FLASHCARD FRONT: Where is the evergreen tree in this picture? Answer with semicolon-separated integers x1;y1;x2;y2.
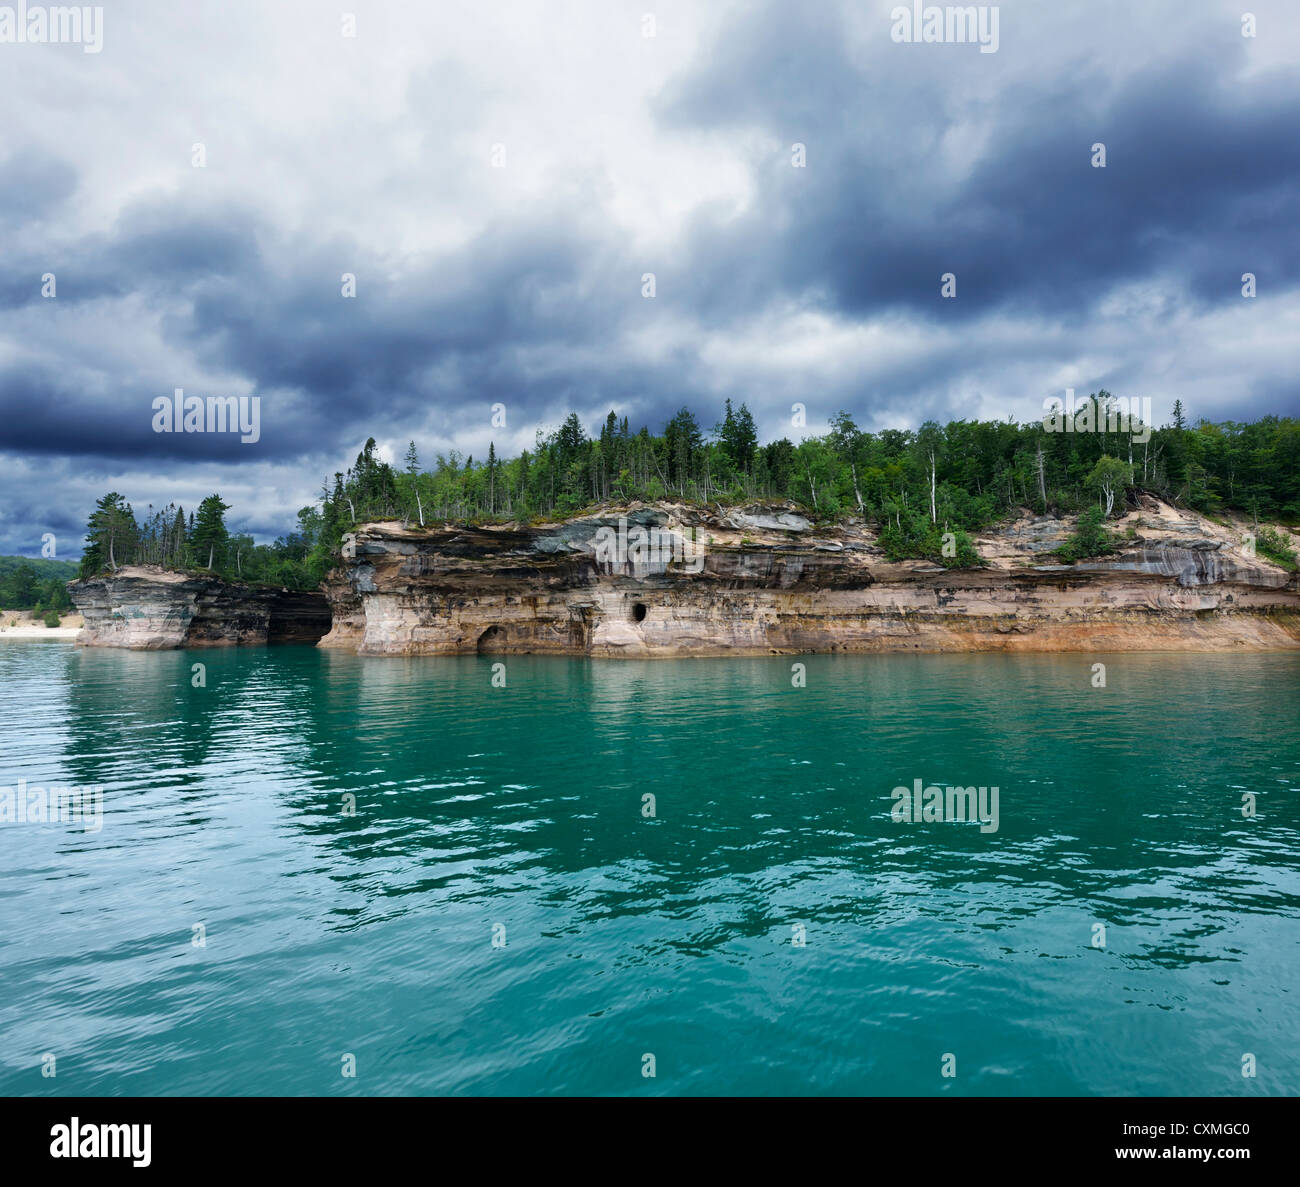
171;506;187;568
6;563;37;606
80;492;136;576
192;494;231;571
718;399;759;473
663;407;703;493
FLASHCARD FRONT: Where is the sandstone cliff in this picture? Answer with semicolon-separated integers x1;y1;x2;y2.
318;500;1300;656
70;568;331;649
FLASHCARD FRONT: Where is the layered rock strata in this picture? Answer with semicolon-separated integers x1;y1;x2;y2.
70;568;331;649
318;502;1300;656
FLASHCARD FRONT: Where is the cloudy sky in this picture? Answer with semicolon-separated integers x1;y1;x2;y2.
1;0;1297;555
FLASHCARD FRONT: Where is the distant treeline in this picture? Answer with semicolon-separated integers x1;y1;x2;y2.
77;395;1299;585
0;555;77;611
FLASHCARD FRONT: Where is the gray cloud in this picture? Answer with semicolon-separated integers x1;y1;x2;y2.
1;0;1297;554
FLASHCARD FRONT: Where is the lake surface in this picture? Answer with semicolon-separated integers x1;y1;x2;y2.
1;643;1297;1096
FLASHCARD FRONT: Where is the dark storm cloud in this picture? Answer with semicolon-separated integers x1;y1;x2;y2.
657;2;1300;325
1;196;638;465
1;0;1297;557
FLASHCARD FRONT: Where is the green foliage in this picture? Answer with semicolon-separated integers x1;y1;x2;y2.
297;399;1295;576
0;561;73;611
75;491;319;591
941;528;984;568
717;399;758;472
1254;525;1298;572
1056;506;1118;563
0;555;77;582
74;398;1300;590
877;508;984;567
1085;454;1133;517
43;609;61;628
80;492;138;577
191;494;231;570
1;562;37;608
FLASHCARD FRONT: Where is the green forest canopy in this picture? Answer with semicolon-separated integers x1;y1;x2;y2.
76;491;318;590
0;555;78;612
78;395;1300;587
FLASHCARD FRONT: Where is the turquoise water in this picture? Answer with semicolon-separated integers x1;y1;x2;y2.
1;642;1297;1096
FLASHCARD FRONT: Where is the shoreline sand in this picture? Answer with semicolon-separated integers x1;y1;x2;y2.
0;626;81;640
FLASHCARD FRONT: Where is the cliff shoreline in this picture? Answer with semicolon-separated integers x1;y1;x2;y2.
66;502;1300;654
69;568;330;649
318;499;1300;657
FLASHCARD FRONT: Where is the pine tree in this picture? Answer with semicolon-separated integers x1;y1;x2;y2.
663;408;702;493
171;506;187;568
719;400;759;472
80;492;136;577
192;494;231;571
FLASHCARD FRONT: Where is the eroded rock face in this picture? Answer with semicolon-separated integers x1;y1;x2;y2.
1074;544;1279;588
319;502;1300;656
70;568;330;649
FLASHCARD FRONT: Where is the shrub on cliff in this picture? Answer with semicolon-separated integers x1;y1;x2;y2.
1055;507;1118;563
1254;525;1298;571
945;529;984;567
879;510;984;568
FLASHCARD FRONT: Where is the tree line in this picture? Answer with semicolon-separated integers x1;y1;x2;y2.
77;395;1299;585
78;492;318;589
306;396;1299;571
0;556;76;615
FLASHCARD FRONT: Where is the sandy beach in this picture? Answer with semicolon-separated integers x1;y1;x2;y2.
0;612;83;640
0;626;81;639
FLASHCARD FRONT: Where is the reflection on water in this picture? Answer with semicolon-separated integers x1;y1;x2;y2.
1;643;1297;1095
